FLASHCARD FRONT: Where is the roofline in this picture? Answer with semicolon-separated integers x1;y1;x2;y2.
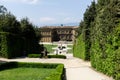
39;26;78;29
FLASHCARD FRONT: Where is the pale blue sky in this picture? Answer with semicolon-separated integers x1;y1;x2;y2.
0;0;96;27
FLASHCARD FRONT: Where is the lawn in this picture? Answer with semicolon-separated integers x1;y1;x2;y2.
0;62;64;80
44;44;73;53
67;45;73;53
0;67;55;80
44;44;57;53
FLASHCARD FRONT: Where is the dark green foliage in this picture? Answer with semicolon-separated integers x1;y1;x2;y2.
112;24;120;80
77;21;84;36
0;5;7;14
47;55;66;59
0;62;60;70
0;11;24;58
28;53;66;59
0;8;42;58
73;1;96;60
74;0;120;80
90;0;120;80
28;54;42;58
0;13;21;34
0;32;8;58
20;18;35;54
0;62;64;80
0;32;24;58
52;29;60;41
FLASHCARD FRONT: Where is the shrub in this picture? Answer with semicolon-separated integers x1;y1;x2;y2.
0;62;60;70
91;24;120;80
45;64;64;80
28;54;41;58
73;34;87;60
0;62;64;80
28;53;66;59
0;32;24;59
44;44;57;53
47;55;66;59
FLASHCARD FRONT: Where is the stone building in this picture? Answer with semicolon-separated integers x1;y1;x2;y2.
40;26;78;42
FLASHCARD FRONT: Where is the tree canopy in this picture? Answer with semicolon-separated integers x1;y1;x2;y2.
0;5;42;58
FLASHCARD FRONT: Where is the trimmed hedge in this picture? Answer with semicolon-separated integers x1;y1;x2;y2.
47;55;66;59
28;54;42;58
28;54;66;59
45;64;64;80
0;62;58;70
0;62;64;80
73;34;86;60
0;32;42;59
0;32;24;59
90;24;120;80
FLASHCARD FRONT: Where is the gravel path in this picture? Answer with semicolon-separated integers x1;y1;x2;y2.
0;54;113;80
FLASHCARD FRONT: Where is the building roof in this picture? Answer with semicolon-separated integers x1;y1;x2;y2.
39;26;78;29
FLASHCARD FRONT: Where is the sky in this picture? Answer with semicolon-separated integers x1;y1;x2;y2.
0;0;96;27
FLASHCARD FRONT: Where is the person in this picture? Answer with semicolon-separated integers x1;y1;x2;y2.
42;47;48;58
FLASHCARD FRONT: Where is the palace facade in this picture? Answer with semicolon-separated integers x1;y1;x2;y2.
39;26;78;42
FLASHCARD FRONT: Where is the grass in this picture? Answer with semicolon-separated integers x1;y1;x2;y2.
67;45;73;53
44;44;57;53
44;44;73;53
0;62;64;80
0;68;56;80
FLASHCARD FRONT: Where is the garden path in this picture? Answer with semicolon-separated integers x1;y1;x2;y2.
0;54;113;80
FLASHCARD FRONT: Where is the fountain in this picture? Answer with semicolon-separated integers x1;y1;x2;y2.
52;41;72;55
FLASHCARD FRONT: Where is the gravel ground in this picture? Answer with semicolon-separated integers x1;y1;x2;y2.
0;54;113;80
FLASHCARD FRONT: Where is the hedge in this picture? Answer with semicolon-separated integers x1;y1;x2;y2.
0;32;42;59
90;24;120;80
28;54;42;58
45;64;64;80
47;55;66;59
0;62;64;80
28;54;66;59
0;32;24;58
73;34;86;60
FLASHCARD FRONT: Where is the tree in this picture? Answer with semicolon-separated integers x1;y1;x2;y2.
21;18;36;39
34;27;41;43
20;18;42;55
0;12;21;34
0;5;7;14
77;20;84;36
52;29;60;41
83;1;96;60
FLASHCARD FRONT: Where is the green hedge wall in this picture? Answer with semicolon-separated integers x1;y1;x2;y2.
73;0;120;80
73;34;87;60
111;25;120;80
0;32;24;58
45;64;64;80
0;32;42;59
47;55;66;59
28;54;66;59
0;62;58;70
91;24;120;80
0;32;9;58
28;54;42;58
